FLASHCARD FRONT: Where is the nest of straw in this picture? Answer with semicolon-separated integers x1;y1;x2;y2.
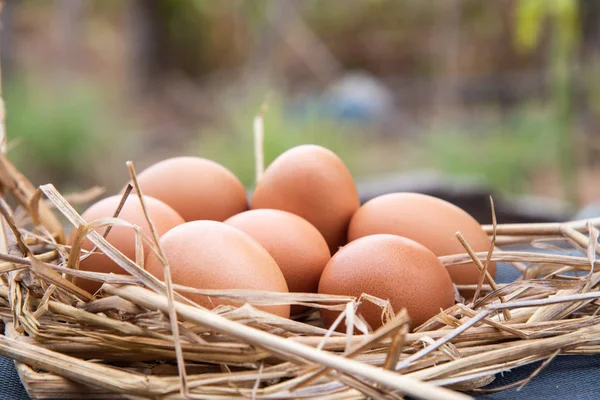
0;154;600;400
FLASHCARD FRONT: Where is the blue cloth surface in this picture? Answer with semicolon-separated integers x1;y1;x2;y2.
3;354;599;400
477;353;600;399
1;263;598;399
475;260;600;398
0;356;29;400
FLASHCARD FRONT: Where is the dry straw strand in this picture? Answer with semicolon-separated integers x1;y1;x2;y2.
0;42;599;396
2;176;600;399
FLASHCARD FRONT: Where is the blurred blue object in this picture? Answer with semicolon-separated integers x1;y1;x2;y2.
574;202;600;220
288;70;395;124
323;71;394;122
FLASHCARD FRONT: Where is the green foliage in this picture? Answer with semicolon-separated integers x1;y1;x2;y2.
418;107;561;195
193;94;367;188
514;0;579;53
5;79;114;188
514;0;580;203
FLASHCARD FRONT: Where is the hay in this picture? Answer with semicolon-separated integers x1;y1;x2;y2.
0;30;599;396
0;156;598;400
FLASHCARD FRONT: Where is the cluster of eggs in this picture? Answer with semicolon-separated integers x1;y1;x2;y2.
72;145;495;330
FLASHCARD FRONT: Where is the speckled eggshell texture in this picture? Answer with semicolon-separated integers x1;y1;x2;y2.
225;209;330;313
318;234;455;330
251;145;360;254
135;157;248;222
71;195;185;294
348;193;495;297
145;220;290;318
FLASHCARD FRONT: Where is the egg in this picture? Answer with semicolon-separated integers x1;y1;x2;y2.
145;220;290;318
318;234;455;330
348;193;495;297
134;156;247;222
224;209;330;313
71;195;185;294
251;145;360;254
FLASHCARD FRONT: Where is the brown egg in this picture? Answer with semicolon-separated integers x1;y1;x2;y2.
319;234;454;330
348;193;495;298
134;157;247;222
224;209;330;314
251;145;360;254
145;220;290;318
71;195;185;294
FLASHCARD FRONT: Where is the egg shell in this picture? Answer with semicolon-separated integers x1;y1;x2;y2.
251;145;360;254
224;209;330;314
318;234;455;331
145;220;290;318
71;195;185;294
347;192;495;298
135;156;248;222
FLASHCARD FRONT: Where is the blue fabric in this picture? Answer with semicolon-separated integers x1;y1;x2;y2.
1;263;598;399
0;356;29;400
2;356;599;400
477;354;600;399
4;354;599;399
495;261;522;284
476;261;600;398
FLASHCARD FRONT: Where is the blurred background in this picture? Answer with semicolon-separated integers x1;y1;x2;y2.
1;0;599;221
